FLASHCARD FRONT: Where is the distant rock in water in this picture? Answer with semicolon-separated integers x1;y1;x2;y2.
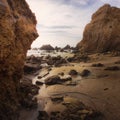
63;45;71;50
77;4;120;53
0;0;38;120
40;44;54;50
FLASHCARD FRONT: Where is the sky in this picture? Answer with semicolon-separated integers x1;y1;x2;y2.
26;0;120;48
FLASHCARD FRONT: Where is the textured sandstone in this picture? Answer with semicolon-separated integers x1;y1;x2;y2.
0;0;38;119
77;4;120;52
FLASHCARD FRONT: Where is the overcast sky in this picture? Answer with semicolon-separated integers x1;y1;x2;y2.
26;0;120;48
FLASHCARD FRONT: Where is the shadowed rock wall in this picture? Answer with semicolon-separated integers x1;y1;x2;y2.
0;0;38;119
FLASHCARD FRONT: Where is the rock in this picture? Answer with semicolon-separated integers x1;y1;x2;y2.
85;111;103;120
40;44;54;50
36;81;43;85
67;53;90;63
20;97;38;109
77;4;120;53
104;88;109;91
44;75;62;85
19;82;39;96
61;76;72;82
67;57;74;62
115;60;120;64
19;82;39;109
51;96;64;102
0;0;38;119
104;66;120;71
38;76;42;79
63;45;71;50
69;69;78;76
51;111;60;116
24;64;41;74
46;55;67;66
81;69;91;77
26;56;42;64
37;111;49;120
57;101;103;120
91;63;104;67
58;72;64;76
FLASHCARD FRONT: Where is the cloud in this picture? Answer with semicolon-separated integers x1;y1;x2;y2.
26;0;120;47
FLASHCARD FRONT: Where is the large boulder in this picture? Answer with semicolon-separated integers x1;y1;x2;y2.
77;4;120;53
44;75;61;85
0;0;38;119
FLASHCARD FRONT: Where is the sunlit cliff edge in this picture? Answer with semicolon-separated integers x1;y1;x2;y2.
77;4;120;53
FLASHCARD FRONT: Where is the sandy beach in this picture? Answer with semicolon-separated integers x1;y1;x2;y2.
19;51;120;120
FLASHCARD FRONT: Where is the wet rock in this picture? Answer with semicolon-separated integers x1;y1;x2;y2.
58;101;103;120
69;69;78;76
42;72;49;77
104;88;109;91
67;57;74;62
51;96;64;103
38;76;42;79
115;60;120;64
44;75;61;85
85;111;103;120
58;72;64;76
46;56;67;66
104;66;120;71
54;58;67;67
24;63;41;74
20;97;38;109
36;81;43;86
37;111;49;120
81;69;91;77
51;111;60;116
61;76;72;82
26;56;42;64
91;63;104;67
20;82;39;96
67;53;90;63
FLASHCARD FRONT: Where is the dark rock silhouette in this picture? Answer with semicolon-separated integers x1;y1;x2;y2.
40;44;54;50
63;45;71;50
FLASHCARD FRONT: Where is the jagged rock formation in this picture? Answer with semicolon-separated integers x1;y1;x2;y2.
0;0;38;120
40;44;54;50
77;4;120;53
63;44;71;50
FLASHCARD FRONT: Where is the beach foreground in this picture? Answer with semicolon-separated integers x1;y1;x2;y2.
19;50;120;120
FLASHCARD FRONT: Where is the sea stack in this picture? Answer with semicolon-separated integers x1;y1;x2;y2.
0;0;38;119
77;4;120;53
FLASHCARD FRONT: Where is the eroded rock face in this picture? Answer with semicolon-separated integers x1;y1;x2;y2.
77;4;120;53
0;0;38;119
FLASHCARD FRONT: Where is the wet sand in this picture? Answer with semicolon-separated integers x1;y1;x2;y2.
19;53;120;120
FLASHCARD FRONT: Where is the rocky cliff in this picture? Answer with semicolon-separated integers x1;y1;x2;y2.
77;4;120;53
0;0;38;119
